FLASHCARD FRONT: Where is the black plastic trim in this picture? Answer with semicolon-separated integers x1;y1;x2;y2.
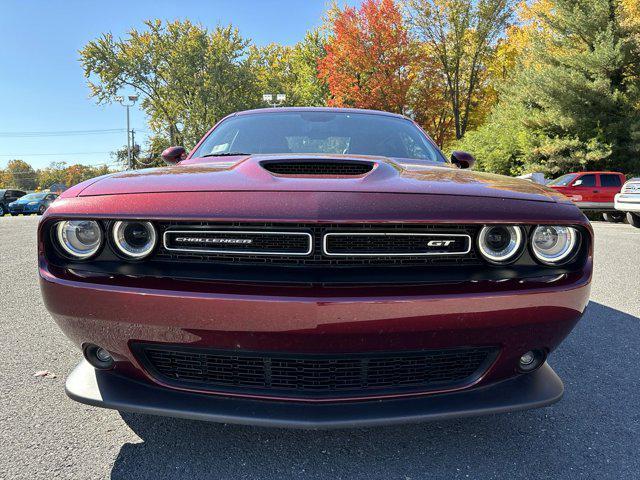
65;360;564;429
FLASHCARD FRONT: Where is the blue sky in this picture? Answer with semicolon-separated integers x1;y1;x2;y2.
0;0;357;170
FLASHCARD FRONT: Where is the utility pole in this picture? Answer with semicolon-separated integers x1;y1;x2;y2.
130;129;136;170
116;94;139;169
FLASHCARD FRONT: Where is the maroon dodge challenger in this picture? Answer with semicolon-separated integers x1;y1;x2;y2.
39;107;592;428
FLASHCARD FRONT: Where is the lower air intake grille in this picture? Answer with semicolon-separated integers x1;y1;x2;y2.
137;345;497;399
262;161;373;176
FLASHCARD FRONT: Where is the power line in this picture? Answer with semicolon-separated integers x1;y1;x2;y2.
0;151;112;157
0;128;126;138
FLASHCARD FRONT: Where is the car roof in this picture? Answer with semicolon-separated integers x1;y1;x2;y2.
565;171;625;175
231;106;409;119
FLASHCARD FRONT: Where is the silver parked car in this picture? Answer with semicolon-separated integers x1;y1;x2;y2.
615;178;640;228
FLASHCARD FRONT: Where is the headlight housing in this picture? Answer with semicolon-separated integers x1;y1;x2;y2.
112;221;157;259
56;220;103;259
477;225;524;264
531;226;578;265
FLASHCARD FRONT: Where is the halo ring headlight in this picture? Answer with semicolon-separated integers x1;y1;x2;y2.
112;221;157;259
56;220;103;259
478;225;524;264
531;226;578;265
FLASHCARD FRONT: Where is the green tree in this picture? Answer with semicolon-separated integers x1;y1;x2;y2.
37;161;69;189
250;30;328;107
514;0;640;175
3;160;37;190
80;20;261;148
111;144;142;169
463;0;640;176
453;101;537;175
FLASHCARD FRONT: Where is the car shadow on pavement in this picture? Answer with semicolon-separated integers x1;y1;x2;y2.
111;301;639;480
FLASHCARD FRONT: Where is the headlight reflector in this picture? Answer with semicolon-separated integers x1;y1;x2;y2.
112;221;157;259
531;226;578;264
56;220;102;259
478;225;523;264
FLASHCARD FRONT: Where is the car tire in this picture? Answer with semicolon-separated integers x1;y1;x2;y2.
627;212;640;228
602;212;625;223
11;213;18;216
38;205;46;215
0;205;4;216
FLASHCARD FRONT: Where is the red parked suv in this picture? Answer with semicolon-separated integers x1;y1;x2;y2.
547;171;626;222
39;108;592;428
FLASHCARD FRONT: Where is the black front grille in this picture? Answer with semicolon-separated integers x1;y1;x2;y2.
154;222;482;267
137;345;497;399
164;230;311;255
262;161;373;176
325;233;470;255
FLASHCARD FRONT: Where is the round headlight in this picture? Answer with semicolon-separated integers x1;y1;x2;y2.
112;221;157;259
478;225;523;264
56;220;103;259
531;226;578;264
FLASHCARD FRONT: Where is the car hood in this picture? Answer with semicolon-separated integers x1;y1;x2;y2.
12;198;39;204
76;154;567;203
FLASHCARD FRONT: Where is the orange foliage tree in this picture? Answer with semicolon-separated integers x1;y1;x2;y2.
318;0;415;113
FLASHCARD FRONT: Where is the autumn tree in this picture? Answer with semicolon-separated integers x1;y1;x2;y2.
408;44;455;147
80;20;261;148
319;0;415;113
2;160;37;190
408;0;516;139
35;162;113;189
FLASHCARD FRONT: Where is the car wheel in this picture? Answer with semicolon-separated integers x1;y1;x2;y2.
0;205;4;216
627;212;640;228
11;213;18;216
602;212;625;223
38;205;46;215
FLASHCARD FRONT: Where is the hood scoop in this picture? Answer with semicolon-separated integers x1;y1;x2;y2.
260;159;374;176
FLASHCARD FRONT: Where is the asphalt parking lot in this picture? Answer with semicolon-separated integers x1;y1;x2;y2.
1;215;639;480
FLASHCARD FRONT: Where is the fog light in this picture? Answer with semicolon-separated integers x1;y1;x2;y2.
84;344;114;370
95;348;112;363
518;349;545;373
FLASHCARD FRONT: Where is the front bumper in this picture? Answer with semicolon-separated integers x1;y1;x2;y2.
615;193;640;212
67;359;563;428
42;262;589;406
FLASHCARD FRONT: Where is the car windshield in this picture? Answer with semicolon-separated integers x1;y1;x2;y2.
548;174;578;186
192;111;444;162
21;193;46;200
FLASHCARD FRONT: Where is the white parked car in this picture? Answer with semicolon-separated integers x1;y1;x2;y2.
615;178;640;228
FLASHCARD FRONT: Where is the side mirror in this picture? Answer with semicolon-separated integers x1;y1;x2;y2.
161;146;187;165
573;179;583;186
451;150;475;169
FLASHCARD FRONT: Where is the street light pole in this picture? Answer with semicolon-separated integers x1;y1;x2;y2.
262;93;286;108
116;94;139;169
126;104;131;166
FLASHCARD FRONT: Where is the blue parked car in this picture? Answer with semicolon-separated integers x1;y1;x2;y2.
8;192;58;215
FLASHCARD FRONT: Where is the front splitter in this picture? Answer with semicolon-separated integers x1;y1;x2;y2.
66;360;563;429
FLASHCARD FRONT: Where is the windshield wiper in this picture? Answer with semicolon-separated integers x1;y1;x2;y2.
201;152;251;158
